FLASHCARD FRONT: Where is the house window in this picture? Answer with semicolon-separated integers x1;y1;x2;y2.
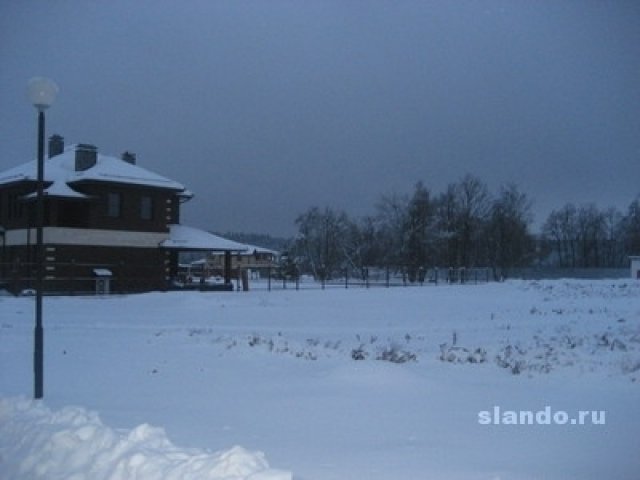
140;196;153;220
107;192;121;217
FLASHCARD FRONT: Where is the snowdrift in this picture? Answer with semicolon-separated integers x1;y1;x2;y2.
0;397;291;480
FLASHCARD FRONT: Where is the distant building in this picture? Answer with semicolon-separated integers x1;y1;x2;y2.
0;135;245;293
205;245;279;276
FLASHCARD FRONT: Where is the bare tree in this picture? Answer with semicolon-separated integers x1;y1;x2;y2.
543;203;627;268
622;196;640;255
374;192;410;267
601;207;625;267
290;178;639;278
294;207;352;280
487;184;534;277
405;182;435;281
433;184;459;267
543;204;578;267
439;175;492;267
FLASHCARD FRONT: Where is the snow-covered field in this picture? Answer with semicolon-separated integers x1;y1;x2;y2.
1;279;639;479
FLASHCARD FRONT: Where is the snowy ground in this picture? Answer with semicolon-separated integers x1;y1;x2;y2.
1;279;639;479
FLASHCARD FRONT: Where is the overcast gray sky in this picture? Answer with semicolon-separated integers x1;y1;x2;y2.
1;0;639;236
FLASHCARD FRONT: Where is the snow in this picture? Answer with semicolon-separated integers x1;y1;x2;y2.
22;180;90;199
162;225;277;253
162;224;249;251
93;269;113;277
0;397;290;480
0;145;186;194
1;279;639;479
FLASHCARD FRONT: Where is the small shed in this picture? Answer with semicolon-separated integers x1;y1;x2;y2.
630;256;640;280
93;268;112;294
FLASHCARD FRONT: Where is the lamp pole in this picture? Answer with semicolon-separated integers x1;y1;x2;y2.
0;226;5;279
27;77;58;399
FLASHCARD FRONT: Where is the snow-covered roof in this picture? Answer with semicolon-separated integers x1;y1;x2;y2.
0;145;187;197
209;242;279;256
22;181;91;200
246;244;279;255
161;224;248;251
93;268;113;277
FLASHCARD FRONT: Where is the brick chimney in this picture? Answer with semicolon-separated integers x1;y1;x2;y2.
48;134;64;158
121;151;136;165
75;144;97;171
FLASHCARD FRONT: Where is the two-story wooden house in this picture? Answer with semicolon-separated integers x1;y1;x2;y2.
0;135;243;293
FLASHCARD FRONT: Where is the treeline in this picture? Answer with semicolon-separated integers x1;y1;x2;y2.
542;200;640;268
284;174;640;280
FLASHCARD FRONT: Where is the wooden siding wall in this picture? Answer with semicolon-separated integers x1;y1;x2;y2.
0;183;180;232
2;244;170;294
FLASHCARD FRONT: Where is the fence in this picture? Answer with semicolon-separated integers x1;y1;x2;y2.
0;262;496;295
237;265;632;291
4;260;630;296
243;266;493;292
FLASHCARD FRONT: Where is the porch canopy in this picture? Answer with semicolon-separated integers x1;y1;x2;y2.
161;224;248;252
161;224;247;288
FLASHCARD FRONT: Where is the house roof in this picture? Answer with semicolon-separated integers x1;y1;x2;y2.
0;144;188;197
209;242;279;256
244;244;279;256
22;181;91;200
161;224;248;251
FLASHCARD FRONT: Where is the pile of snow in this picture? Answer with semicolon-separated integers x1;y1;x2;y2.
0;397;291;480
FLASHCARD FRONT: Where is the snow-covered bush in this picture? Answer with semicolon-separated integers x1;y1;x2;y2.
439;343;487;364
376;344;417;363
351;345;368;361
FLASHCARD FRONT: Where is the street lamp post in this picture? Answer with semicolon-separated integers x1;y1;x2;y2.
0;226;5;279
27;77;58;399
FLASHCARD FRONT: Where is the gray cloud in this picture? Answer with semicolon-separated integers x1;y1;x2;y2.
1;0;639;235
